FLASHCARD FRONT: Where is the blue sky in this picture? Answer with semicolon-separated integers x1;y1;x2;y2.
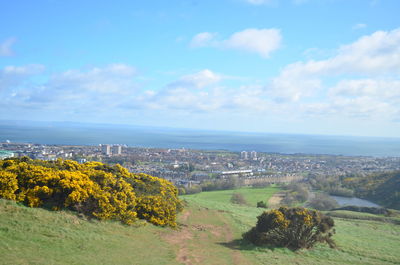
1;0;400;137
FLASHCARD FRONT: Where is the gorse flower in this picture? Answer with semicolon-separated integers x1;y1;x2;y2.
0;158;182;226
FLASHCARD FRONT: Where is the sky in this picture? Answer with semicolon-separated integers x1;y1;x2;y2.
0;0;400;137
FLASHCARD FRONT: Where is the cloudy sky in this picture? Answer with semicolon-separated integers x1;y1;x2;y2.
1;0;399;137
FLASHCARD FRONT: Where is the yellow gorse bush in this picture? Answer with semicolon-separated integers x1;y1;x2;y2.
0;157;182;226
244;206;336;250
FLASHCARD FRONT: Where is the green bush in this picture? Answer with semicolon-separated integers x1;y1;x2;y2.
256;201;267;208
243;207;336;250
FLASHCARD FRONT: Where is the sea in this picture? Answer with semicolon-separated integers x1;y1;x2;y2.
1;121;399;157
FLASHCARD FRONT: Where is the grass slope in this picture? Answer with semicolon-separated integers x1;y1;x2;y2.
1;186;400;265
0;199;177;265
181;187;400;265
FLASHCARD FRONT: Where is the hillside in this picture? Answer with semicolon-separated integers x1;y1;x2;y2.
343;171;400;209
1;186;400;264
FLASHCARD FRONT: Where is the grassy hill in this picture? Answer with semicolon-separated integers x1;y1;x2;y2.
1;186;400;264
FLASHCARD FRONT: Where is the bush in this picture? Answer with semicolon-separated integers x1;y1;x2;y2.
308;193;339;211
243;207;335;250
257;201;267;208
230;193;247;205
0;158;182;227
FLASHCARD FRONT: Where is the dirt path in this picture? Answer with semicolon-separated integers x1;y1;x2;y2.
268;192;285;208
162;207;252;265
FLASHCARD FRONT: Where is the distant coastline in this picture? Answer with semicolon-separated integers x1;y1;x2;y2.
0;121;399;157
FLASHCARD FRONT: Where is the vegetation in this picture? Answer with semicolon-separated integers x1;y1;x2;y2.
332;206;391;215
256;201;267;208
309;174;355;197
243;207;336;250
0;199;177;265
308;171;400;210
181;188;400;264
342;171;400;210
0;158;182;226
307;193;339;211
281;183;309;206
179;176;243;195
251;182;271;189
230;192;248;205
1;185;400;264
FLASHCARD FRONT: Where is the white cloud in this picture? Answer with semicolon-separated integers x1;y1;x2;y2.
190;32;217;48
50;64;137;94
1;64;45;76
353;23;367;30
190;28;282;58
176;69;222;89
0;64;45;92
329;79;400;100
0;64;138;114
2;27;400;135
269;28;400;102
0;37;16;56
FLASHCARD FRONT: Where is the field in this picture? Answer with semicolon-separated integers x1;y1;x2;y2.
1;186;400;264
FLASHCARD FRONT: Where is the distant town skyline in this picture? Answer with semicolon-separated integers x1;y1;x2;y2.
1;0;400;137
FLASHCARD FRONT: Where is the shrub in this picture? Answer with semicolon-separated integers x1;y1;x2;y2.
243;207;335;250
257;201;267;208
308;193;339;211
230;193;247;205
0;158;182;226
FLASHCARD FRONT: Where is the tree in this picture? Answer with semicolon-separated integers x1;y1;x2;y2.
230;193;247;205
308;193;338;210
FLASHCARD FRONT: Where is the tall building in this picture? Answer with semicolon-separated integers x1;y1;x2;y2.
240;151;248;160
250;151;257;160
112;145;122;155
101;144;111;155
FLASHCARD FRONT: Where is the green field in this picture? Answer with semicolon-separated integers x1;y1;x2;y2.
1;186;400;264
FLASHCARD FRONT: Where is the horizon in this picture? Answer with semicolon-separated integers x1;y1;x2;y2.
1;119;400;157
1;0;400;137
1;118;400;140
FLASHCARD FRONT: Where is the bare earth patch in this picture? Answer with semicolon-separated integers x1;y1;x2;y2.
268;192;285;208
162;207;252;265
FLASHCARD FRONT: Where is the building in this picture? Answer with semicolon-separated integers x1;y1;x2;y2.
112;145;122;155
101;144;111;155
250;151;257;160
240;151;248;160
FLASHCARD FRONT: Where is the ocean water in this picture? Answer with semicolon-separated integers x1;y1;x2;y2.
0;121;399;157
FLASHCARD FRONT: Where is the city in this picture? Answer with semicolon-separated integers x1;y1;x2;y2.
2;141;399;187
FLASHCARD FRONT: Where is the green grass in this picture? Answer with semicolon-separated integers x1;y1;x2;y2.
182;185;280;208
0;199;177;265
182;187;400;265
1;185;400;265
